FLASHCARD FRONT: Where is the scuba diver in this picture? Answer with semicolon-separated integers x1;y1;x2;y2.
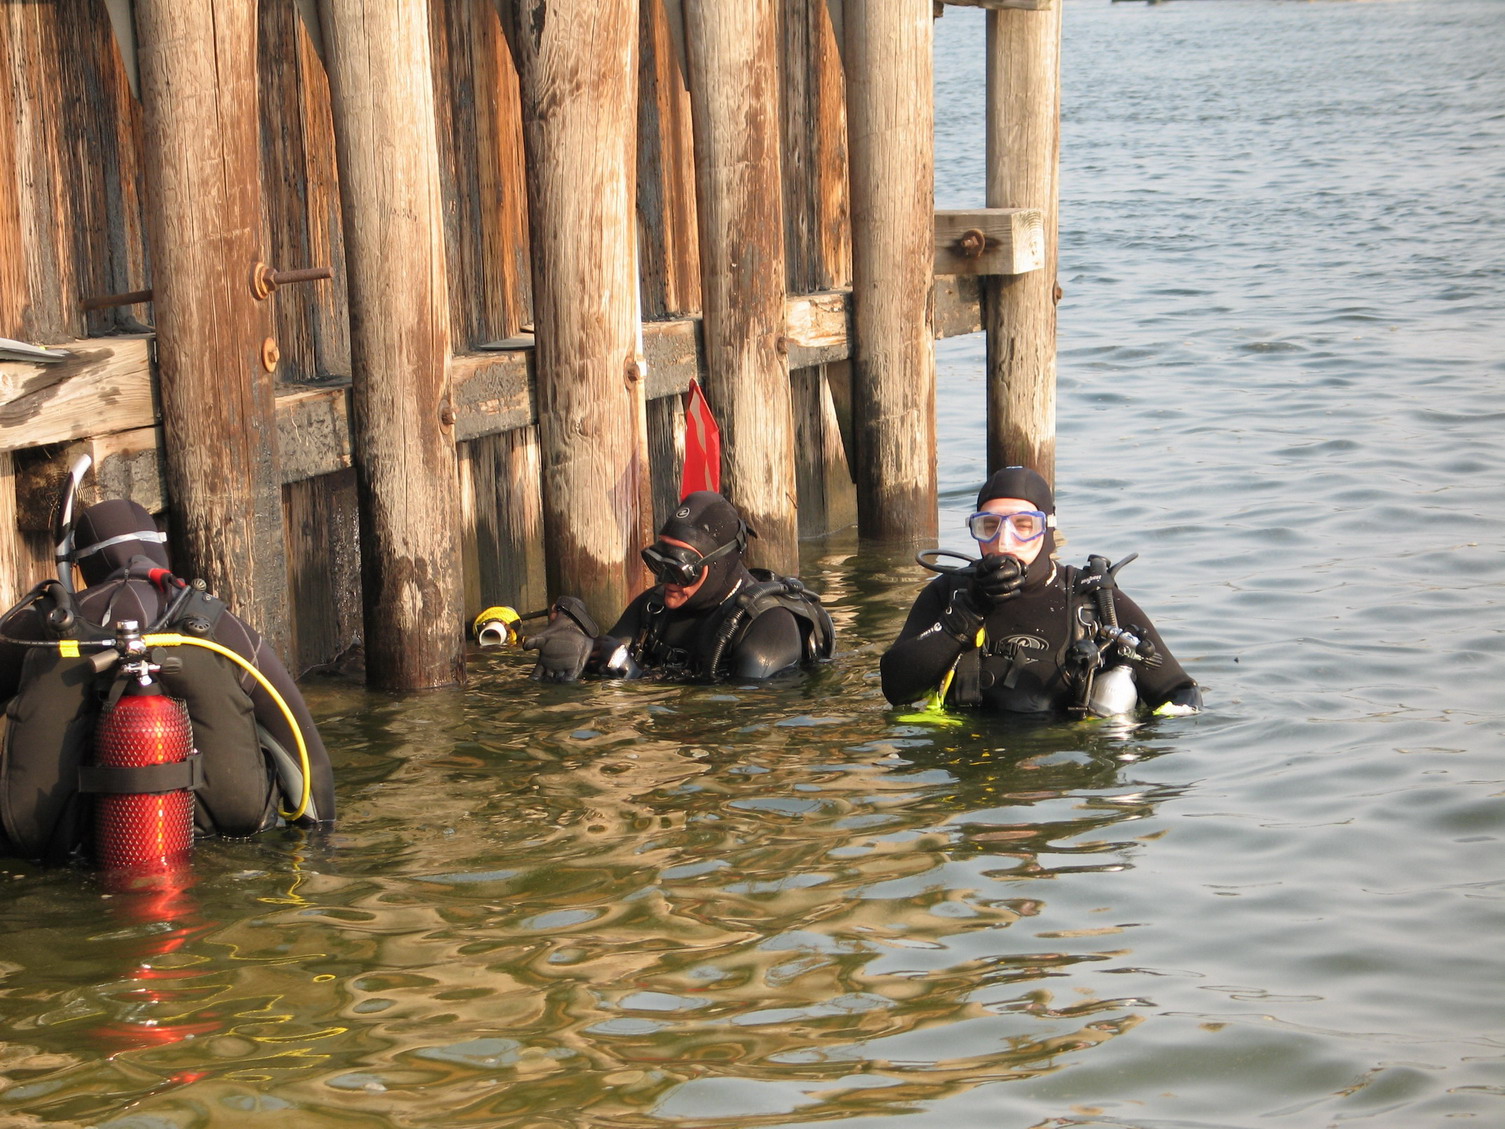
0;497;336;864
881;466;1202;718
519;490;833;683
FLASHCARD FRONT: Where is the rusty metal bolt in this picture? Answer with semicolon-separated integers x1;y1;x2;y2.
260;337;280;373
251;262;333;301
958;228;987;259
438;399;456;427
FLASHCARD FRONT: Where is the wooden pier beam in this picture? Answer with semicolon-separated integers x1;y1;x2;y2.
320;0;465;690
683;0;799;574
984;0;1061;482
844;0;938;541
134;1;289;652
515;0;648;627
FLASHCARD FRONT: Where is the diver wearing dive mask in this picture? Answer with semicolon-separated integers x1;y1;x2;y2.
521;491;833;683
880;466;1201;718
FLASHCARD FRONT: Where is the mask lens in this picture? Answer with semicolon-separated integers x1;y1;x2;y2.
967;512;1004;542
641;543;704;586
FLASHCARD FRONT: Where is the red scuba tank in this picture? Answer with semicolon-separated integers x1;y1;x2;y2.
93;684;195;873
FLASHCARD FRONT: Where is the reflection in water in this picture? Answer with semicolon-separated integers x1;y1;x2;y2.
0;652;1186;1125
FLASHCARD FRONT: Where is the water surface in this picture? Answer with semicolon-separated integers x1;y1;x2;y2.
4;1;1503;1126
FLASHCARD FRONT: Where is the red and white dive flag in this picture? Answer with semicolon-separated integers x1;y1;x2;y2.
680;378;721;498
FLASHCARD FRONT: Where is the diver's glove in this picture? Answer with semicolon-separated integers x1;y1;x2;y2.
1153;682;1203;717
938;588;986;645
967;554;1026;610
523;597;599;683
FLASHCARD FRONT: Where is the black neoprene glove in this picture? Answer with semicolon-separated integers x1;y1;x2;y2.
523;597;599;683
938;588;986;644
967;554;1026;610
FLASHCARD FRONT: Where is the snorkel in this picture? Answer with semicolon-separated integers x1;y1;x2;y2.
54;454;93;594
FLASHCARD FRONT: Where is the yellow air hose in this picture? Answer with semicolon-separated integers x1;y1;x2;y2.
66;633;314;822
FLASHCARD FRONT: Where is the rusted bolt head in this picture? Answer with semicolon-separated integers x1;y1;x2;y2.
624;353;643;384
959;228;987;259
250;262;276;301
438;399;456;427
260;337;280;372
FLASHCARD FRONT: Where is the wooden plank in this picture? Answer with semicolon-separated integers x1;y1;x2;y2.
785;290;850;370
642;318;702;400
458;428;547;623
844;0;938;541
781;0;851;294
792;363;856;538
0;337;154;452
934;207;1044;275
449;350;532;439
934;274;985;338
283;467;362;676
11;428;165;533
276;382;351;483
322;0;466;689
637;0;701;319
684;0;799;574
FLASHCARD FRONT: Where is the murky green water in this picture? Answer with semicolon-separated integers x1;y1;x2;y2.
5;1;1504;1125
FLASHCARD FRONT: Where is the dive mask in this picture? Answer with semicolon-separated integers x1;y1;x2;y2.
967;509;1052;544
641;538;738;587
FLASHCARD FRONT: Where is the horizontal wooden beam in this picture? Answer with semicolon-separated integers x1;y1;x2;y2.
935;208;1043;275
0;275;989;492
0;336;155;453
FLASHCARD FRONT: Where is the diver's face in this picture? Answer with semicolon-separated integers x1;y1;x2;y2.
974;497;1048;568
657;537;708;609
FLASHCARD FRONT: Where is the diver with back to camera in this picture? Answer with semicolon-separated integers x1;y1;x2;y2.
881;466;1201;718
516;491;833;684
0;483;336;864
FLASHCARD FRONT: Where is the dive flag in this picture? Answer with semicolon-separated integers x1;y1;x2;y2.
680;378;721;498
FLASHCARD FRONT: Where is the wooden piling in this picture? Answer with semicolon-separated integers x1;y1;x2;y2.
515;0;649;628
682;0;799;574
984;1;1061;482
319;0;465;690
843;0;938;542
134;0;289;652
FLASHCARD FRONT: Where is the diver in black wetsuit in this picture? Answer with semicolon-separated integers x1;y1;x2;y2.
523;491;833;683
881;467;1201;718
0;500;336;862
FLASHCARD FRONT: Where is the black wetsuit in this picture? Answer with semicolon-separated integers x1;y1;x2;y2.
0;526;335;861
881;561;1199;715
607;562;807;681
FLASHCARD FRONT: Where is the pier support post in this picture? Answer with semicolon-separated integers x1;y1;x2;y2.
984;1;1061;483
684;0;799;574
135;1;288;653
320;0;465;689
515;0;648;626
844;0;937;542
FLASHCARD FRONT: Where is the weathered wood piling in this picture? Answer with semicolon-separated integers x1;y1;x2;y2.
0;0;1062;691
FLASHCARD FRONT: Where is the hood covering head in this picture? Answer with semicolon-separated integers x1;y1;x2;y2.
73;500;169;585
975;466;1057;589
656;491;752;610
976;466;1054;514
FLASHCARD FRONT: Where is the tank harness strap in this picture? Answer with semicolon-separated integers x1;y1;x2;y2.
77;756;204;796
706;571;834;674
